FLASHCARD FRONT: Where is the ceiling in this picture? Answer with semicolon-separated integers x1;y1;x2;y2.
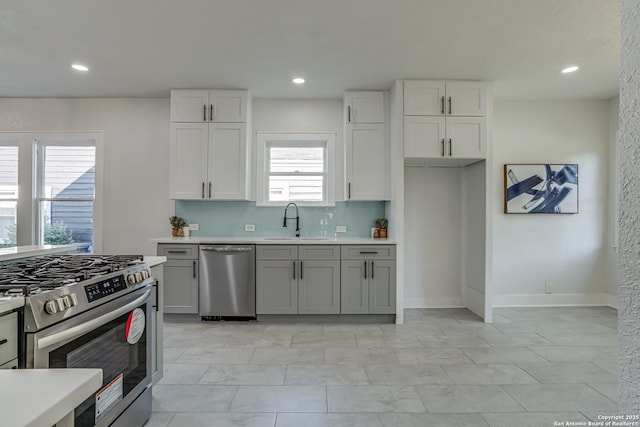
0;0;620;100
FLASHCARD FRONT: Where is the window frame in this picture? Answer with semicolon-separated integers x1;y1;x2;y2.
256;132;335;207
0;132;104;252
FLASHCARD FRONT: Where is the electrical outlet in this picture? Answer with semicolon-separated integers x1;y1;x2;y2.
245;224;256;232
545;282;552;294
335;225;347;233
188;223;199;231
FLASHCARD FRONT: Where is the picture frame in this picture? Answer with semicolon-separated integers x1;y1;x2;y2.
504;164;578;214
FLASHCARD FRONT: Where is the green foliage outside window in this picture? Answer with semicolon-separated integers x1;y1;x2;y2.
2;220;75;247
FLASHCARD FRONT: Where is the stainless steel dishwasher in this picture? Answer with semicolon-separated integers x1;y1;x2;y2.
199;245;256;320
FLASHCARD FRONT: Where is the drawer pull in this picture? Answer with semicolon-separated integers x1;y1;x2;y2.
0;339;7;346
359;251;378;254
167;250;188;254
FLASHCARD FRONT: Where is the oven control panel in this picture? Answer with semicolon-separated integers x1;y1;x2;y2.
85;275;128;303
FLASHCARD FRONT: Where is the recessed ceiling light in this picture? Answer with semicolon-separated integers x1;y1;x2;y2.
292;77;305;85
561;66;579;74
71;64;89;72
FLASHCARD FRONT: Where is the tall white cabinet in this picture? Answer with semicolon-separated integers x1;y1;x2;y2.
344;91;389;201
392;80;493;323
169;89;251;200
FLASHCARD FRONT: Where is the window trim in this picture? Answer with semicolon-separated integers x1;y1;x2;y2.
256;132;335;207
0;132;104;253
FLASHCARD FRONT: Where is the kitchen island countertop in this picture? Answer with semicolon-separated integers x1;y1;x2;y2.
0;244;77;263
0;368;102;427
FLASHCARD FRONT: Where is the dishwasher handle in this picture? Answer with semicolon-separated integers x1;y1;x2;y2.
201;246;253;252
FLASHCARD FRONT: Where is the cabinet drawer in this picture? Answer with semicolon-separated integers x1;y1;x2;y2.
341;245;396;260
256;245;298;260
299;245;340;260
0;312;18;366
157;244;199;259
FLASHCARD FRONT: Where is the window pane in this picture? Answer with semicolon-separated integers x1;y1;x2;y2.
40;201;93;253
43;146;95;198
269;146;324;173
0;201;17;248
0;146;18;247
269;175;324;202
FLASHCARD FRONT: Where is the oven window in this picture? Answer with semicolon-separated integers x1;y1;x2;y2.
49;306;148;426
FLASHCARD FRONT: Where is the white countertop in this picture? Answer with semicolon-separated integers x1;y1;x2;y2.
0;244;77;262
0;296;25;314
144;255;167;267
0;368;102;427
152;236;396;245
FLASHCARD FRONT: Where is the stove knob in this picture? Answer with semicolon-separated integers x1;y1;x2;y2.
141;270;150;279
127;274;136;285
56;298;66;312
62;295;74;309
134;272;142;282
69;293;78;306
44;300;58;315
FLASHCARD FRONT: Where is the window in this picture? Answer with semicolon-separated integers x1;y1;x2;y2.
257;133;335;206
0;142;18;248
0;132;103;252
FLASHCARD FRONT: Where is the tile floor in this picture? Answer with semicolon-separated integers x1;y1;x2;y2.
148;307;619;427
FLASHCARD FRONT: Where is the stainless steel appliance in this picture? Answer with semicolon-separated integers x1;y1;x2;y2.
199;245;255;319
0;255;154;427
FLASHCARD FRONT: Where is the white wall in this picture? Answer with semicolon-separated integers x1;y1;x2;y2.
492;100;610;306
606;97;620;306
0;98;173;255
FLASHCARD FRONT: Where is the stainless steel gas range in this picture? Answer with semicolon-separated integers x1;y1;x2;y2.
0;255;154;427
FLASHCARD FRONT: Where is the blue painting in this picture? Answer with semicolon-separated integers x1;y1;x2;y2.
504;164;578;214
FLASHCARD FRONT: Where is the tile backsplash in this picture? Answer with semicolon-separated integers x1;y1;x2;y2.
175;201;385;238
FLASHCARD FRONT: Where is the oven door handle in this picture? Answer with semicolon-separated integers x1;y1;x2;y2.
37;289;151;350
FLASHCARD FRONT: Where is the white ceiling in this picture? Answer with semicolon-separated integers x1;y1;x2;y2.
0;0;620;100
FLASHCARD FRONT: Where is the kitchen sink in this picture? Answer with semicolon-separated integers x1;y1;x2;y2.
263;237;297;240
262;236;330;241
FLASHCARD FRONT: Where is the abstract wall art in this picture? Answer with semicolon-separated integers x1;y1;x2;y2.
504;164;578;214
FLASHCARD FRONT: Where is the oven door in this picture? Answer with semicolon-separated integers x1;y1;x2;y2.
29;286;152;427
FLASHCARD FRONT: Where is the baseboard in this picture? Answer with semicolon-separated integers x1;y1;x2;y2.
493;293;615;307
404;296;463;308
604;293;618;309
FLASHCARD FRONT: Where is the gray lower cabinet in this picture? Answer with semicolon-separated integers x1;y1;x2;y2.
150;264;164;385
157;244;199;314
0;311;18;369
341;245;396;314
256;245;340;314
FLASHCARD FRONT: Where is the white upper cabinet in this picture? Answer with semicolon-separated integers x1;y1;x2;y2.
170;89;248;123
404;116;486;160
344;91;385;123
169;89;251;200
404;81;486;117
344;91;389;201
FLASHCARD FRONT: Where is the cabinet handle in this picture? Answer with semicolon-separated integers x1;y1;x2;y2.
202;182;205;198
153;280;159;312
167;250;187;254
364;261;367;279
371;261;375;279
209;182;212;198
210;104;214;122
0;339;7;346
347;105;351;123
293;261;296;279
441;139;445;157
300;261;303;280
441;96;445;115
348;182;351;199
203;105;207;121
449;138;452;156
359;251;378;254
448;96;452;115
193;261;197;278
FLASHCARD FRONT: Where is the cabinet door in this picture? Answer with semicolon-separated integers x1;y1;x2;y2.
345;91;384;124
208;123;247;199
256;260;298;314
150;265;164;385
404;116;446;158
298;260;340;314
169;123;209;199
340;260;369;314
0;312;18;366
170;89;210;122
446;117;486;159
404;81;446;116
164;259;199;314
346;124;386;200
445;82;487;116
210;90;248;123
369;259;396;314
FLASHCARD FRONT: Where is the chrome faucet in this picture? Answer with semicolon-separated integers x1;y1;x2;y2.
283;202;300;237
